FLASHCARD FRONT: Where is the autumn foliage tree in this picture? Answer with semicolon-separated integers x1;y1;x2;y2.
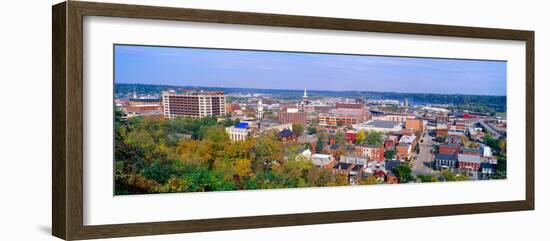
115;114;396;195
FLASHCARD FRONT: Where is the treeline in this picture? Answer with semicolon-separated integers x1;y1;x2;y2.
115;83;506;112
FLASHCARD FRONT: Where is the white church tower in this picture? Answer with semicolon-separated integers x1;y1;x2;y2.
256;99;264;119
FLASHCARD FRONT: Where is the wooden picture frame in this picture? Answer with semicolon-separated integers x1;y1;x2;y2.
52;1;534;240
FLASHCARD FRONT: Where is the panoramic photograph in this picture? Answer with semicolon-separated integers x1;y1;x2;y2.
113;44;507;195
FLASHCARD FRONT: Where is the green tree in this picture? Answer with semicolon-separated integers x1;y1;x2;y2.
221;116;237;127
203;125;229;143
235;159;252;180
114;108;125;122
364;130;383;146
499;139;507;157
306;166;332;187
417;174;436;182
327;173;349;186
315;132;327;153
483;133;500;151
359;175;379;185
252;132;284;170
393;165;413;183
441;170;456;181
292;123;305;135
307;126;317;135
384;149;396;160
441;170;469;182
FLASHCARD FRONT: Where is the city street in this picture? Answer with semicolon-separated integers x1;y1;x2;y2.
411;130;438;176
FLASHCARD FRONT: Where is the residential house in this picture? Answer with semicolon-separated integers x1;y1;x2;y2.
399;134;417;147
312;154;335;167
278;129;298;142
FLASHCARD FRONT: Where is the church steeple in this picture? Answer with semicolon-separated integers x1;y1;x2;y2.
303;88;308;98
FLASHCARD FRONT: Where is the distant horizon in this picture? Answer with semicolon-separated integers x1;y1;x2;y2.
115;45;507;96
116;82;506;97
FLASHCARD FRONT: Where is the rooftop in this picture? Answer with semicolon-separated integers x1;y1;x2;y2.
333;162;353;170
440;143;460;148
399;135;416;144
278;129;296;138
359;120;402;129
330;144;341;150
163;90;225;96
352;165;364;171
458;154;481;163
312;154;332;159
463;148;481;153
234;122;249;129
356;144;383;148
385;160;402;170
435;153;458;161
129;98;162;102
327;108;365;117
480;163;496;169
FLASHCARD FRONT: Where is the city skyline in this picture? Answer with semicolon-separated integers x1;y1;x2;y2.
115;44;507;96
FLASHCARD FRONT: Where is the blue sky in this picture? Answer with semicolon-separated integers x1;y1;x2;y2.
114;45;506;96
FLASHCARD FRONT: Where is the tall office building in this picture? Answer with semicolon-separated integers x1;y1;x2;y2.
162;90;226;119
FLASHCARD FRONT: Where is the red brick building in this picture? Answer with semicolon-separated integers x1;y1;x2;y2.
345;130;357;143
439;144;460;155
278;109;307;125
384;138;396;149
226;103;241;113
396;143;411;161
355;145;385;162
335;102;365;109
457;154;481;170
405;118;424;133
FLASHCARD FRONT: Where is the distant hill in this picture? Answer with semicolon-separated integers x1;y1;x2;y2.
115;83;506;112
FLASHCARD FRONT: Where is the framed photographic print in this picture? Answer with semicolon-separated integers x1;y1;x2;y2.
52;1;534;240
